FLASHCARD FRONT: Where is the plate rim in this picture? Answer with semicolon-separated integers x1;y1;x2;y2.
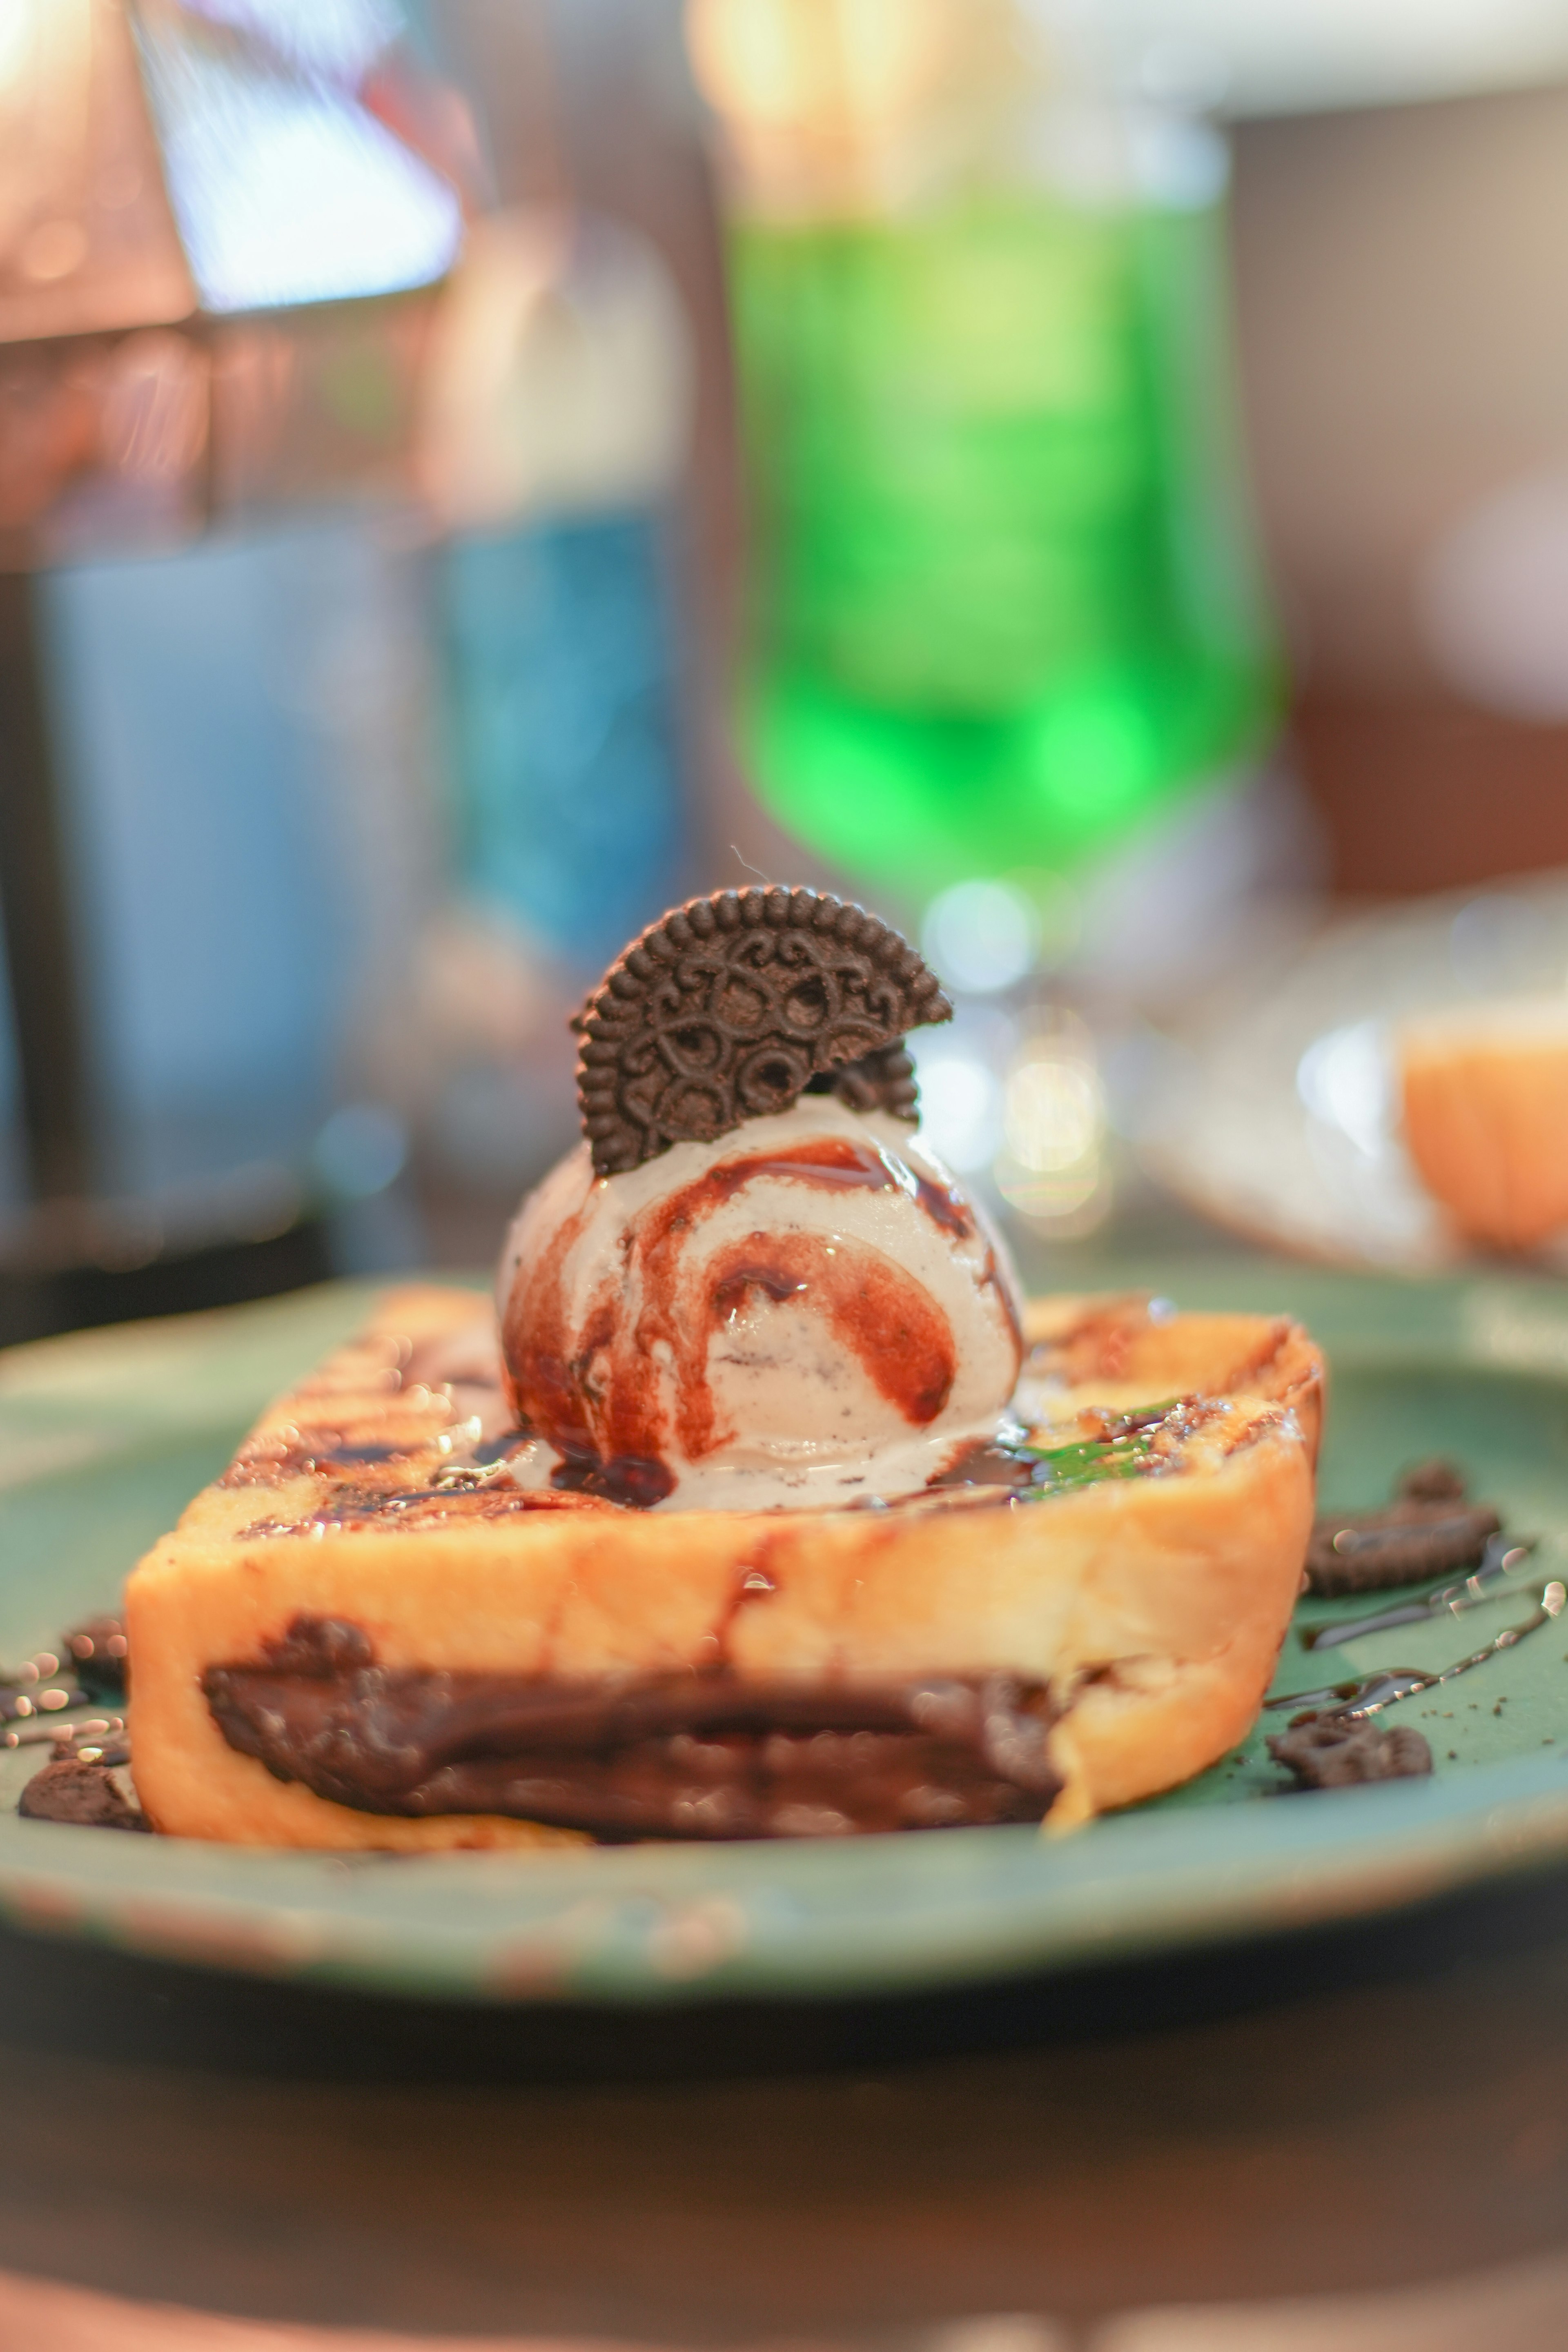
5;1277;1568;2006
3;1753;1568;2005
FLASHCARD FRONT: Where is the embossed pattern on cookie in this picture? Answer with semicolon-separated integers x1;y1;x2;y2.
572;885;953;1176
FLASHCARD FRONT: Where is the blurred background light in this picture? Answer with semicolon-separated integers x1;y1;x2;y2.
994;1010;1110;1230
310;1100;409;1201
909;1006;1015;1174
1005;1057;1101;1176
912;1056;1001;1177
920;880;1039;998
179;0;403;83
418;213;692;533
1295;1019;1389;1160
1100;0;1568;118
135;1;463;312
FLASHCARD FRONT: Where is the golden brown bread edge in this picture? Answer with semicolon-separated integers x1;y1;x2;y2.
125;1285;1323;1849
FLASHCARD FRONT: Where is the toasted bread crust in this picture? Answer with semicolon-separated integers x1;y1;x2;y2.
1023;1293;1324;1466
126;1286;1320;1846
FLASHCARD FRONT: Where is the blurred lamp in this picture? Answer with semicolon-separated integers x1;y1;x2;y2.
0;0;468;1270
0;0;470;560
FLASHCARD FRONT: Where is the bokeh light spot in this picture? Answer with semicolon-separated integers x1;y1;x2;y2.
922;878;1038;995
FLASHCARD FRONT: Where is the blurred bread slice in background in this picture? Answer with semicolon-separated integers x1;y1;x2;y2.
1400;996;1568;1249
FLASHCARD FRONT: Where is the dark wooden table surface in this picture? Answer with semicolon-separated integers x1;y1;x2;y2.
6;1225;1568;2347
4;1853;1568;2350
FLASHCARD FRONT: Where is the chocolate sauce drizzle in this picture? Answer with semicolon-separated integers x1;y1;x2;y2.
2;1614;128;1737
1267;1579;1566;1725
1303;1532;1535;1650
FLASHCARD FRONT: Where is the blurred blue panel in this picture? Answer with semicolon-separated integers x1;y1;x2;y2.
39;522;361;1195
440;508;689;971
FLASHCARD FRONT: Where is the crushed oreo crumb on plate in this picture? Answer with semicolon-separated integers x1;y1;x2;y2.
1268;1717;1434;1789
1398;1458;1468;1503
18;1757;148;1831
1306;1460;1501;1599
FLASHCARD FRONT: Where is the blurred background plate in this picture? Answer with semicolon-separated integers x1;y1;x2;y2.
1140;868;1568;1271
5;1276;1568;2005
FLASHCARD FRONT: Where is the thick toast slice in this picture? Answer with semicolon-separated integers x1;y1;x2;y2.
125;1287;1321;1846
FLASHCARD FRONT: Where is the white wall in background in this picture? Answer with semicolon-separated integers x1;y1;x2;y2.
1091;0;1568;118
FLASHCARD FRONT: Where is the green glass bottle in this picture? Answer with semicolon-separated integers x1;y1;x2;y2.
692;0;1278;906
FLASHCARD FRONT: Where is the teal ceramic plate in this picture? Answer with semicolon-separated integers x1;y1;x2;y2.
4;1269;1568;2006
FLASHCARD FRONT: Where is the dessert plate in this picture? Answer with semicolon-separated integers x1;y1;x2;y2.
1141;868;1568;1272
4;1274;1568;2005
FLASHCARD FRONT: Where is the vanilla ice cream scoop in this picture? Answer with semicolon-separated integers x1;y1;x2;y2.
497;1096;1024;1510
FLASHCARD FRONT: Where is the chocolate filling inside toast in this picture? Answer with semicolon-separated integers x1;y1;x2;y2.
203;1615;1062;1839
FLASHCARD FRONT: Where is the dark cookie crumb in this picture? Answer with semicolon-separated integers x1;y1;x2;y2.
1399;1458;1468;1503
1269;1718;1434;1788
572;886;951;1176
1305;1501;1501;1596
61;1613;129;1699
18;1758;149;1831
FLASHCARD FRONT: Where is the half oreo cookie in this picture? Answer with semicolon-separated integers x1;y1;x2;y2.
572;886;953;1176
